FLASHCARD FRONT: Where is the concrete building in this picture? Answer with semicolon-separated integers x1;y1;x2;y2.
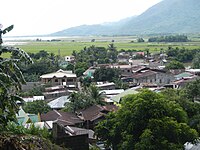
40;69;77;87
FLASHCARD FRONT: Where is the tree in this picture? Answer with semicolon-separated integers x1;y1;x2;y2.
137;38;145;42
160;88;200;135
23;100;51;114
74;62;88;77
87;84;105;105
107;44;118;63
0;25;33;127
80;76;92;87
165;60;185;70
192;53;200;69
93;67;121;82
65;63;74;71
95;90;198;150
148;35;189;42
184;79;200;102
63;84;105;112
63;92;90;112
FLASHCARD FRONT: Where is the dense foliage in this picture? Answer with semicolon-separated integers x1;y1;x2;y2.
72;44;118;76
95;90;198;150
184;79;200;102
63;84;105;112
165;60;185;70
0;45;32;127
18;50;60;82
161;88;200;134
23;100;51;114
93;67;121;82
137;38;145;42
166;47;200;63
148;35;189;42
192;53;200;69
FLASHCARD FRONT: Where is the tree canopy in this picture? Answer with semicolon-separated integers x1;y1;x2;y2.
148;35;189;42
23;100;51;114
192;53;200;69
63;84;105;112
93;67;121;82
95;90;198;150
165;60;185;70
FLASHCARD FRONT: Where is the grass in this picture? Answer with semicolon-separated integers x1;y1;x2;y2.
10;36;200;56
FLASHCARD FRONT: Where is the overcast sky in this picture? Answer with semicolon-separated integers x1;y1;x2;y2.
1;0;161;36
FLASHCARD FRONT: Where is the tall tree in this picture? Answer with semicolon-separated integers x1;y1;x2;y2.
192;53;200;69
184;79;200;102
93;67;121;82
63;84;105;112
165;60;185;70
95;90;198;150
87;84;105;105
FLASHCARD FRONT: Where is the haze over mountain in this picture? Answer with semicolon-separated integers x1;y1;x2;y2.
51;0;200;36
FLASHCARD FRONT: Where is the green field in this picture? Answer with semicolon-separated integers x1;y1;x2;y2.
11;36;200;56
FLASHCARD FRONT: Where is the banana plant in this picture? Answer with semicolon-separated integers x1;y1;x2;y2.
0;24;14;44
0;25;33;127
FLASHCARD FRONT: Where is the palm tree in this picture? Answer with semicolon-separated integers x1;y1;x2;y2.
87;84;105;105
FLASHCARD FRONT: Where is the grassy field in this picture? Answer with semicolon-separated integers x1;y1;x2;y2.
8;36;200;56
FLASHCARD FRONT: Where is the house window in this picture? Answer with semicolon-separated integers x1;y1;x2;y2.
67;78;73;82
55;79;58;82
159;79;162;83
127;70;130;73
62;79;65;82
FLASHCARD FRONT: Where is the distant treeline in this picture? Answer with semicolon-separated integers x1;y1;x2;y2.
148;35;189;42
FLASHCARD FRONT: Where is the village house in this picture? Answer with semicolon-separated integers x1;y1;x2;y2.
96;82;116;90
117;52;130;63
41;110;83;127
76;105;118;129
40;69;77;88
96;63;134;77
43;85;69;99
186;69;200;76
122;69;174;86
110;64;133;77
83;66;96;78
64;55;75;63
52;122;90;150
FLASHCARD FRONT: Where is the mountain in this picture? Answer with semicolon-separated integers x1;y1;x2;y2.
51;0;200;36
51;16;136;36
120;0;200;34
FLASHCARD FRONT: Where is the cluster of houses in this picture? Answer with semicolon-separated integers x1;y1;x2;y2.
18;51;200;150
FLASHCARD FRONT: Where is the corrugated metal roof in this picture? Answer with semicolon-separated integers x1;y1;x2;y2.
111;87;139;103
48;96;70;109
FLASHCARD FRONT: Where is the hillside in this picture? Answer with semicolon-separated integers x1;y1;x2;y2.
51;0;200;36
120;0;200;34
52;16;135;36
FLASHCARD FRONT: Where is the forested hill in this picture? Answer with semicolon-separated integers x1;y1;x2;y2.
51;0;200;36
